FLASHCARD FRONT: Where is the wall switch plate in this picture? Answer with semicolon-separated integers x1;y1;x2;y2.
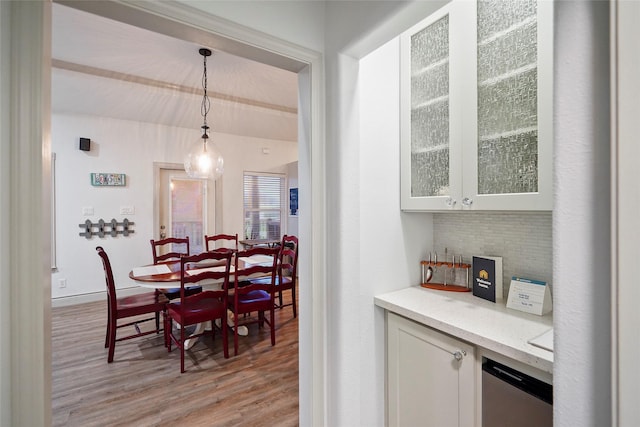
82;206;94;216
59;279;67;288
120;206;135;215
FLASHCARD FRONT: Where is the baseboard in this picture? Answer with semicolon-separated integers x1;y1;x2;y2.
51;286;149;308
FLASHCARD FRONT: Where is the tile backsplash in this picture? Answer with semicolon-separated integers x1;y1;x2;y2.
432;211;552;299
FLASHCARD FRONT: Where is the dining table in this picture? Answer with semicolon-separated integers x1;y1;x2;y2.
129;253;275;349
239;238;281;249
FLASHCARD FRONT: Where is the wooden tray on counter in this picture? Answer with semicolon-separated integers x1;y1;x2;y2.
420;282;471;292
420;260;471;292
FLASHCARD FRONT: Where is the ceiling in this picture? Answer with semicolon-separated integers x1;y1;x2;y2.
51;3;299;142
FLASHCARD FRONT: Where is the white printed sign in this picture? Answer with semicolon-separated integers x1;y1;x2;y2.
506;277;552;316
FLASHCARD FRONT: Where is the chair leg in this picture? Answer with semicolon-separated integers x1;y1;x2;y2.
105;312;110;349
270;307;276;346
180;320;185;374
166;315;172;352
233;312;239;356
291;286;297;318
278;290;283;309
222;314;229;359
105;302;111;348
107;314;117;363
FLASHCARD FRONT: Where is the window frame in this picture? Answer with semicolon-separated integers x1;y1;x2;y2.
243;171;287;240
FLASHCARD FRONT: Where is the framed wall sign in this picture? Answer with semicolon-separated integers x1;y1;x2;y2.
91;173;126;187
289;187;298;216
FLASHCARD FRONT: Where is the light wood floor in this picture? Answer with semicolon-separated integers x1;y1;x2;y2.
52;289;299;426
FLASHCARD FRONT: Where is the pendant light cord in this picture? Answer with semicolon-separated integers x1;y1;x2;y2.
201;53;211;136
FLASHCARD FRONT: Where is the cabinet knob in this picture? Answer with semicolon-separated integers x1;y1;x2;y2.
453;350;466;361
462;197;473;207
445;197;457;208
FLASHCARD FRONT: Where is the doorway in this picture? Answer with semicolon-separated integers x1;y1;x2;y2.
156;164;216;254
43;2;322;426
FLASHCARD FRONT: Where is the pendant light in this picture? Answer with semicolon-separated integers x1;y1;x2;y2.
184;48;224;180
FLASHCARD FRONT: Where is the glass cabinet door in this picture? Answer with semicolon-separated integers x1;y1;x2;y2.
401;3;464;210
468;0;552;210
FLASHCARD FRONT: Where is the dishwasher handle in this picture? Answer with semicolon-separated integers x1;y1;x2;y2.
482;359;553;404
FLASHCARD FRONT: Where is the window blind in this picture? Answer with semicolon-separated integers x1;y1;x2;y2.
243;172;285;240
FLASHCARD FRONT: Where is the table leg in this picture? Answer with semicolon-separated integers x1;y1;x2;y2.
184;322;206;350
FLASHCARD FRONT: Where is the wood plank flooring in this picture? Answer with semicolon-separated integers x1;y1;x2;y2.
52;289;299;426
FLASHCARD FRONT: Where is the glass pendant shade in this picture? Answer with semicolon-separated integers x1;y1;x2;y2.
184;47;223;180
184;136;224;180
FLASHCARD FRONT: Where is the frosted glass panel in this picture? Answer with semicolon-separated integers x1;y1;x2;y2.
411;102;449;152
411;15;449;197
478;68;537;136
477;0;536;40
411;150;450;197
478;130;538;194
478;21;537;83
411;16;449;73
477;0;538;195
412;62;448;107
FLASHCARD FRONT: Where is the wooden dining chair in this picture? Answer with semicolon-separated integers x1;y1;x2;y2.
150;236;190;264
204;233;238;253
150;236;201;300
165;250;233;373
96;246;168;363
228;246;280;356
248;235;299;318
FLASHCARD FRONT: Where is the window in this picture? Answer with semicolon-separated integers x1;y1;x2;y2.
243;172;286;240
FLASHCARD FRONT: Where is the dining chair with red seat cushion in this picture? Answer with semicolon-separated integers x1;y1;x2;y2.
248;235;298;318
150;236;201;300
165;250;233;373
96;246;168;363
204;233;238;253
228;246;279;356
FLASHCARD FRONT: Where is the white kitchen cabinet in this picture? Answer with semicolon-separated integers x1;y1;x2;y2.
400;0;553;211
386;312;475;427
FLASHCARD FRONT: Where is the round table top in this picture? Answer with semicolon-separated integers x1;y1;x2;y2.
129;255;274;289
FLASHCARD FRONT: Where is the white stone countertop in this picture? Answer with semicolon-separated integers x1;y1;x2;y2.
374;286;553;374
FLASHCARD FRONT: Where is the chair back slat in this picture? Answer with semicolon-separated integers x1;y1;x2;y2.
179;250;232;301
234;246;279;294
150;237;190;264
204;233;238;252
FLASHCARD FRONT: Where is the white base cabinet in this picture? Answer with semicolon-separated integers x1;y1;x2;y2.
387;312;475;427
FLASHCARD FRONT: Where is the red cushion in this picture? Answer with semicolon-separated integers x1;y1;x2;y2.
167;297;225;325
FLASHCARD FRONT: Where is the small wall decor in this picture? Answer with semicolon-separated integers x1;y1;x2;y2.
289;187;298;216
79;218;135;239
91;173;126;187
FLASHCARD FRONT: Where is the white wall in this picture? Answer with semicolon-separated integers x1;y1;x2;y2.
51;113;296;301
553;2;611;426
358;38;434;425
323;3;445;425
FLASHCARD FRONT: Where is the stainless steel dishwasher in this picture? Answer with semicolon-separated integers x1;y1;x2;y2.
482;359;553;427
